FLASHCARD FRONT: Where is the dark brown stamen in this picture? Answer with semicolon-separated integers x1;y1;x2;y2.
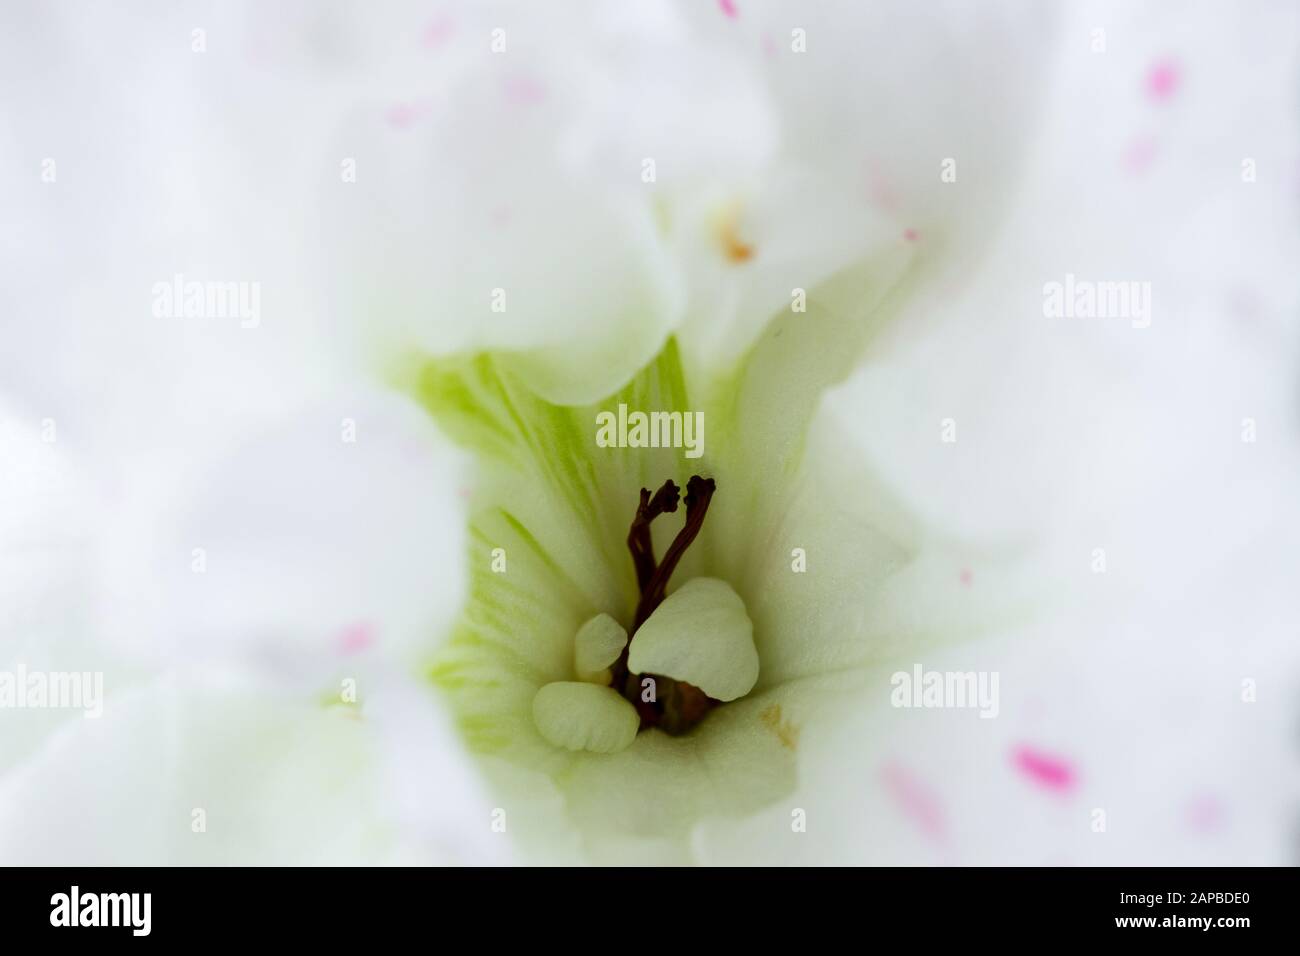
633;475;715;630
613;475;718;735
626;480;679;593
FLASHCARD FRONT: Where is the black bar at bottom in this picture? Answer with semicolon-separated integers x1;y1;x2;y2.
0;866;1292;942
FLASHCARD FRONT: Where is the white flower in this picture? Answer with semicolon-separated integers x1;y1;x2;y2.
314;0;1065;862
1;0;1297;867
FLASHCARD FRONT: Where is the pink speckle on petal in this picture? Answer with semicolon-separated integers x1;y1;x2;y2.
244;36;269;69
1124;136;1158;174
762;32;777;59
866;159;900;214
719;0;738;19
386;103;424;130
882;761;947;841
959;568;972;586
903;228;920;243
456;486;473;500
422;16;455;49
1012;745;1078;793
338;623;376;655
1187;794;1226;832
503;74;547;107
1146;59;1181;102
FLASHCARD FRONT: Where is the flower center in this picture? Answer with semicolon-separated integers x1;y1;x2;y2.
610;475;721;735
529;474;758;754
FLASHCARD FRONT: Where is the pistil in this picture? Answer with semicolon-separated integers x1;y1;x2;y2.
626;480;680;593
612;475;718;734
634;476;715;628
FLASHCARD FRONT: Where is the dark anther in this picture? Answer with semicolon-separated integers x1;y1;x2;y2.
626;480;679;593
633;475;714;630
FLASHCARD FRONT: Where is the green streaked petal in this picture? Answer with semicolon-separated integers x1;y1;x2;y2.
532;682;639;755
419;340;710;768
701;251;912;590
627;577;758;702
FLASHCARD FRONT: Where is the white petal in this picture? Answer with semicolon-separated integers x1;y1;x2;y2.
321;5;690;406
664;0;1057;366
697;1;1300;867
96;389;468;682
0;675;498;865
0;407;143;771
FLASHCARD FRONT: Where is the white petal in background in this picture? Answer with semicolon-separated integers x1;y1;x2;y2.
0;389;504;863
1;1;504;863
782;0;1300;865
0;674;508;865
97;390;470;678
